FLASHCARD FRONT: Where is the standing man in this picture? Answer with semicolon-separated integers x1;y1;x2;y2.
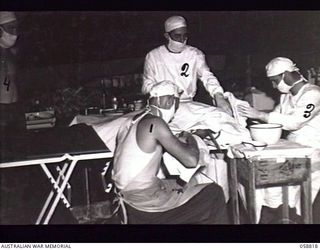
238;57;320;223
112;80;229;224
142;15;249;145
0;11;24;131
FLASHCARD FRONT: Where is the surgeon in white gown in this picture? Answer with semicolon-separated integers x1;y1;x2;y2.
142;15;251;146
238;57;320;223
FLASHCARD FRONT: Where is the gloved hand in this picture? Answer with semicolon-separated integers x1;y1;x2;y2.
214;93;233;116
191;129;222;153
191;129;214;140
237;104;269;121
177;131;191;143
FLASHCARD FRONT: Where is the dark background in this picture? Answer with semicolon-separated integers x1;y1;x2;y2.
2;2;320;240
10;11;320;102
15;11;320;67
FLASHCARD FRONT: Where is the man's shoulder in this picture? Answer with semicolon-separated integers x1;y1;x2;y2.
138;114;170;135
147;45;202;56
305;83;320;91
297;84;320;103
147;45;166;56
184;45;203;55
302;84;320;96
137;113;165;126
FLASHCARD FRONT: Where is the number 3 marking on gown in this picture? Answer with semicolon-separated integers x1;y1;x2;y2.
303;104;315;118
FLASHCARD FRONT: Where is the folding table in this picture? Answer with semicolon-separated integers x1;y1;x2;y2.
0;124;113;224
0;151;113;224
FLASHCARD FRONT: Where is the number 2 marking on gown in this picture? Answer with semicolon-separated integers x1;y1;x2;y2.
180;63;189;77
303;104;315;118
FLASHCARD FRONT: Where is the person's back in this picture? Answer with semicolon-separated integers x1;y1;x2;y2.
113;108;207;213
0;12;19;105
0;12;24;131
113;112;163;191
111;80;229;223
0;49;17;104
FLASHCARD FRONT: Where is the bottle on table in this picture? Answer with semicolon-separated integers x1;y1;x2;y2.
112;97;118;110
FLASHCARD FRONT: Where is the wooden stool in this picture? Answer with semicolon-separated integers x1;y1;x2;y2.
229;157;312;224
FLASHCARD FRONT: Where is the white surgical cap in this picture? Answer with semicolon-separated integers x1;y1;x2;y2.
164;16;187;33
149;80;180;98
266;57;300;77
0;12;17;25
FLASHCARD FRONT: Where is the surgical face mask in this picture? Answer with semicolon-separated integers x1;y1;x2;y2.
277;75;291;94
0;26;18;49
151;98;176;123
167;36;186;53
277;73;304;94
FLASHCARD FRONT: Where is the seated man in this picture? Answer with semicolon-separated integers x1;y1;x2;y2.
112;80;229;224
238;57;320;150
238;57;320;223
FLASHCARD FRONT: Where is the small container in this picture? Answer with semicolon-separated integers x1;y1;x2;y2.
128;104;135;111
134;99;144;110
121;98;127;108
101;93;107;109
85;107;100;115
242;140;267;151
112;97;118;110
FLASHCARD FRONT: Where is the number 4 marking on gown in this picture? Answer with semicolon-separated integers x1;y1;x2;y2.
3;76;10;91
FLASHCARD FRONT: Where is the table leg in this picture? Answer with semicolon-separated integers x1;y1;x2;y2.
43;159;78;224
301;159;312;224
36;162;71;224
36;188;55;224
282;186;289;224
85;167;91;219
247;162;257;224
229;159;240;224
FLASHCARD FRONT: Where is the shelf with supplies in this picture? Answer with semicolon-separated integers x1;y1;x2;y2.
25;110;56;130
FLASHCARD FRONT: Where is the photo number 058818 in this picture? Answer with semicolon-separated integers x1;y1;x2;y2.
300;244;318;248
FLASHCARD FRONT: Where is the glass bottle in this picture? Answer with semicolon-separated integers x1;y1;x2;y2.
112;97;118;110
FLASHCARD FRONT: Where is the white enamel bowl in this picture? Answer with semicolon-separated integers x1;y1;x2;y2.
249;123;283;145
